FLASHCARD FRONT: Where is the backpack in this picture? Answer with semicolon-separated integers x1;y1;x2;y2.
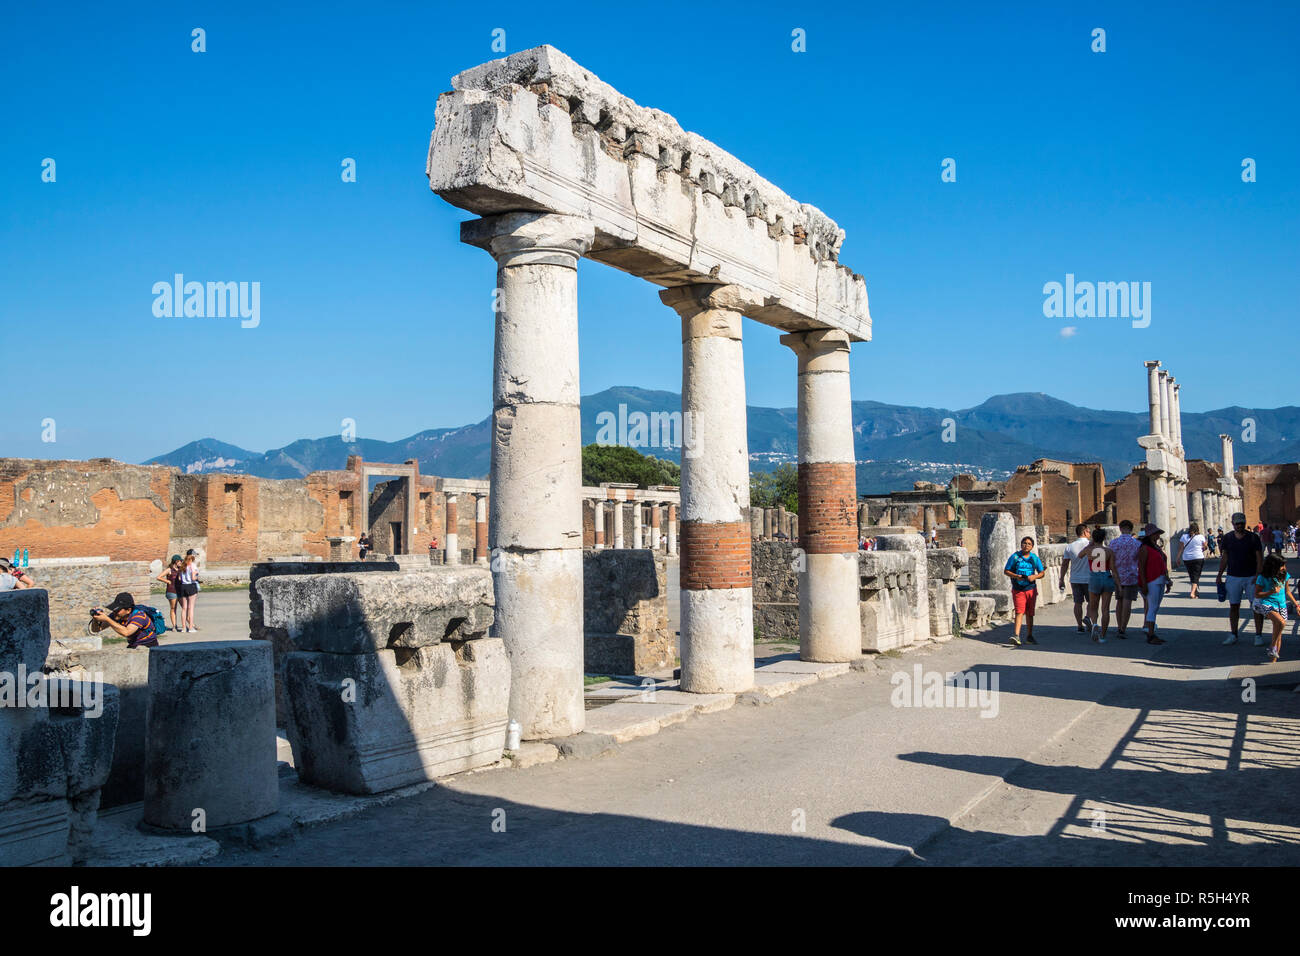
139;605;168;638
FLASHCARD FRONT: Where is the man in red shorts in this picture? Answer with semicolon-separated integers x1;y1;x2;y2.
1004;535;1046;646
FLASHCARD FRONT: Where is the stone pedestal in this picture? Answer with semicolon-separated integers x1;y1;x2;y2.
144;641;277;831
326;536;356;561
978;512;1016;592
583;550;673;675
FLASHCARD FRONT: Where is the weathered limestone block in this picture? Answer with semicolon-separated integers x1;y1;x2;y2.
0;590;119;865
144;641;278;831
875;533;930;646
428;46;870;339
965;589;1014;619
284;639;509;794
249;559;400;723
959;595;996;630
858;550;918;652
45;646;149;809
1038;543;1067;607
751;541;799;643
257;568;494;655
978;512;1016;592
583;549;673;675
926;547;968;640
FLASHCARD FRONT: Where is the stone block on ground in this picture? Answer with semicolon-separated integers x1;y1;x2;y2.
583;549;673;674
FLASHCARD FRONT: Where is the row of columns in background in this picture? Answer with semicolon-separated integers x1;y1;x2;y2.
1143;360;1189;535
592;500;678;554
441;493;490;566
754;506;800;542
470;211;862;740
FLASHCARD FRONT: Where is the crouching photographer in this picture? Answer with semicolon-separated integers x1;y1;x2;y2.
90;592;163;649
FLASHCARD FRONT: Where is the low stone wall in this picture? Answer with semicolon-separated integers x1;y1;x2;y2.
20;561;153;647
583;549;672;675
751;541;798;643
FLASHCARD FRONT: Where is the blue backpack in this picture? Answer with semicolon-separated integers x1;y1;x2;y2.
138;606;168;638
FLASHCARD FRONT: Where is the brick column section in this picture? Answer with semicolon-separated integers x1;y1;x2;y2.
650;501;661;550
462;211;594;739
662;283;758;694
474;493;488;565
444;494;459;565
667;503;677;555
593;499;605;548
780;328;863;662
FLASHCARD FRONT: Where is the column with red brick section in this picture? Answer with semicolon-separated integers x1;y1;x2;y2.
593;499;605;548
463;211;594;739
650;501;661;550
781;329;863;662
444;494;459;565
662;284;758;694
667;503;677;555
474;493;488;565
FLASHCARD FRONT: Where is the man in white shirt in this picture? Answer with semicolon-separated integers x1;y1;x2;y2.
1059;523;1093;633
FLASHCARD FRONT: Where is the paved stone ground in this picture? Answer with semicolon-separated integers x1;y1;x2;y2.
208;563;1300;866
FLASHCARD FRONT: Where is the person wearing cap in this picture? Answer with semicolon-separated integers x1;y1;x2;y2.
1216;512;1264;646
1136;523;1171;645
91;592;160;649
0;557;34;591
155;554;185;631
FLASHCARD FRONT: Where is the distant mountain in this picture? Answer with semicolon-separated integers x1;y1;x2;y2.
145;388;1300;495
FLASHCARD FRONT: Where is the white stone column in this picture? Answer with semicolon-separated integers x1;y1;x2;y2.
1171;382;1183;452
780;329;862;662
662;284;758;694
464;211;593;740
667;503;677;555
474;493;488;564
613;501;625;549
650;501;662;551
1145;361;1162;436
1158;370;1172;440
1221;434;1235;479
1151;476;1170;533
632;501;643;549
444;494;459;565
593;499;605;549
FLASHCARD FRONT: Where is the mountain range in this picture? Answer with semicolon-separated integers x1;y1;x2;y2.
146;388;1300;494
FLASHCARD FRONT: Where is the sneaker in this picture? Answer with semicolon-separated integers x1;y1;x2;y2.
1268;649;1280;662
1025;635;1038;645
1009;635;1022;646
1091;625;1101;641
1222;635;1238;645
1147;634;1166;645
1083;615;1093;632
1076;624;1087;633
1115;629;1127;639
1097;634;1107;644
1253;635;1266;647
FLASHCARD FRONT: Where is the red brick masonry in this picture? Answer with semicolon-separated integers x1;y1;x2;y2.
798;462;857;554
680;520;752;590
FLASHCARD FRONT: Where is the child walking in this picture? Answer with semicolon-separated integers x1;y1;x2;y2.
1255;554;1297;662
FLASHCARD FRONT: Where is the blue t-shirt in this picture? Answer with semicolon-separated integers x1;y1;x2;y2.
1255;573;1290;612
1005;551;1044;591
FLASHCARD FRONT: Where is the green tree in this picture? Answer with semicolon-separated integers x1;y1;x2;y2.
750;463;798;513
581;444;681;489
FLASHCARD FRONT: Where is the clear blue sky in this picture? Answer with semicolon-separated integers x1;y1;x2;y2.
3;0;1296;463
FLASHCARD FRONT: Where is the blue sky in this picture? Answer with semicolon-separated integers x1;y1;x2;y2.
2;0;1296;463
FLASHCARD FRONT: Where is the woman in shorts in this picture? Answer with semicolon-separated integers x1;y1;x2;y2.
154;554;185;631
1084;527;1118;643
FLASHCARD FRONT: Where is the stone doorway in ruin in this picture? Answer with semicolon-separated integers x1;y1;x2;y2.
348;456;420;557
427;46;872;740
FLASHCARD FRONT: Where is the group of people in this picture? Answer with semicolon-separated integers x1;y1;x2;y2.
1004;512;1297;662
154;551;203;632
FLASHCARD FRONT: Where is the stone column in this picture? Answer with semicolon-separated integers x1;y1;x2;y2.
1158;370;1172;440
1145;361;1162;436
667;503;677;555
776;504;787;540
1172;382;1183;452
465;211;593;739
474;493;488;565
1191;490;1205;530
1221;434;1235;480
613;501;625;549
593;499;605;549
978;512;1016;593
762;508;773;539
632;501;643;549
1151;476;1170;533
662;284;758;694
650;501;661;551
444;494;460;565
780;329;862;662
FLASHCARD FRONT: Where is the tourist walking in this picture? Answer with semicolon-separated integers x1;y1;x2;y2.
1059;523;1093;633
1110;519;1143;639
1177;522;1208;599
1136;524;1171;645
1005;535;1045;646
155;554;185;630
177;552;201;633
1254;554;1297;662
1217;513;1265;645
1083;527;1119;643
